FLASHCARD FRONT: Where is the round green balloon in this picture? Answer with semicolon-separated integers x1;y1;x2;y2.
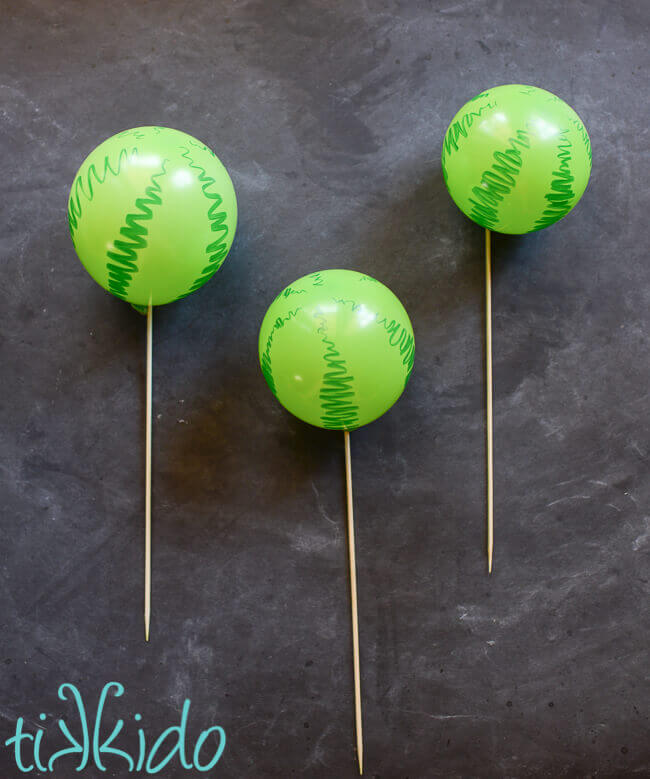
68;126;237;306
441;85;591;234
258;270;414;431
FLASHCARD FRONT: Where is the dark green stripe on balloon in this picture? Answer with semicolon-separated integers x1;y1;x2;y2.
105;161;169;300
68;147;135;238
260;308;303;398
176;145;232;299
441;93;495;174
318;338;360;431
331;297;415;383
570;117;592;163
313;310;359;430
467;130;531;230
532;130;576;231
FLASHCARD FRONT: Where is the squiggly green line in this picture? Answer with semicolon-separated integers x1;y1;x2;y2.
281;286;307;298
377;314;415;383
442;98;495;173
309;272;324;287
315;313;359;430
570;117;592;164
105;161;169;300
331;297;414;384
176;146;231;298
270;272;325;306
68;147;137;238
533;131;575;231
468;130;531;229
271;285;306;304
260;307;303;397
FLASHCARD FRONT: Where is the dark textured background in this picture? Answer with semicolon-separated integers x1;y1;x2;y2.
1;1;649;777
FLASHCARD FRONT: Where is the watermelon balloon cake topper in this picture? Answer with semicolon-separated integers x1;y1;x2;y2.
259;269;414;773
442;84;591;234
68;125;237;306
442;85;591;572
68;126;238;640
259;269;414;430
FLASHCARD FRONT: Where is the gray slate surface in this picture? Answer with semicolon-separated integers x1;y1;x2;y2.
1;1;648;777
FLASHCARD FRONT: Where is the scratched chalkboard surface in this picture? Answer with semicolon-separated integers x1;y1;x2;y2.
1;2;648;777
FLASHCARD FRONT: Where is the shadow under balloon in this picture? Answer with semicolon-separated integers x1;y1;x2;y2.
485;225;581;400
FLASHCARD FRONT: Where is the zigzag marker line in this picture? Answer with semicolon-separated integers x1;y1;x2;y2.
533;130;575;231
278;285;307;300
442;94;495;174
260;307;303;398
68;147;137;238
315;312;359;430
176;146;232;299
309;272;325;287
105;161;169;300
319;341;359;430
376;314;415;384
570;117;592;164
467;129;531;229
332;297;414;385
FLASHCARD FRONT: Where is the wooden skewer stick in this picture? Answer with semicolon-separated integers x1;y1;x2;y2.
344;430;363;774
144;300;153;641
485;229;494;574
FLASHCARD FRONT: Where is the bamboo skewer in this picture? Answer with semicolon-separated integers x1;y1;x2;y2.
344;430;363;774
485;229;494;574
144;300;153;641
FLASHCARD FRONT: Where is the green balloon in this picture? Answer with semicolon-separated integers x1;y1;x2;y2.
259;270;414;431
441;85;591;234
68;126;237;306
